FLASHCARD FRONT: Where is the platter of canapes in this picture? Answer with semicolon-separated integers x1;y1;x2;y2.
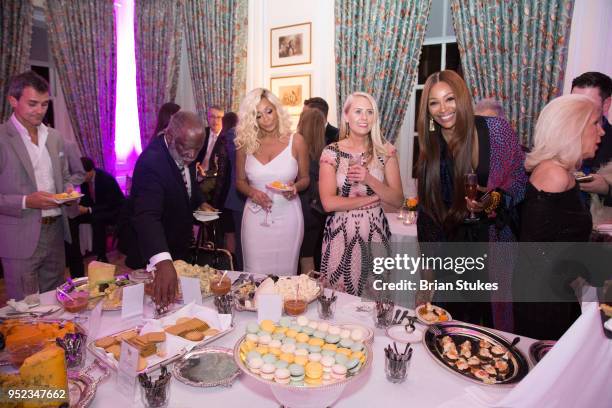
52;191;83;204
415;302;452;325
233;274;321;312
423;321;529;385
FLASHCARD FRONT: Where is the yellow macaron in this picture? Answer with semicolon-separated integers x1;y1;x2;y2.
260;320;276;333
269;347;282;356
255;345;269;355
294;355;308;366
285;329;298;338
274;326;288;334
308;338;325;347
305;361;323;379
351;351;364;360
336;348;352;357
279;353;295;364
321;343;338;352
296;333;310;343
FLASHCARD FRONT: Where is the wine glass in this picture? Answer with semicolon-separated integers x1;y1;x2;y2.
206;156;219;178
260;193;272;227
348;153;364;185
464;172;478;223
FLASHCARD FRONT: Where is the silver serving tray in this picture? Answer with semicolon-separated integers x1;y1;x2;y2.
68;360;110;408
56;275;133;311
88;322;235;374
528;340;556;366
233;278;321;312
172;346;240;387
423;321;529;386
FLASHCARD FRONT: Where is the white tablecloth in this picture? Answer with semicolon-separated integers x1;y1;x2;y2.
385;212;419;308
22;276;545;408
386;212;418;244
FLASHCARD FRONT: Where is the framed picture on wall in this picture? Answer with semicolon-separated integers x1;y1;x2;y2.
270;22;311;67
270;74;311;118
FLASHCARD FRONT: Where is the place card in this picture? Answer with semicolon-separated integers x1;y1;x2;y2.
257;293;282;323
116;341;139;400
180;276;202;305
122;283;144;320
88;301;103;338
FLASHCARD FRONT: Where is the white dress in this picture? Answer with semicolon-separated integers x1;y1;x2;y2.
242;134;304;275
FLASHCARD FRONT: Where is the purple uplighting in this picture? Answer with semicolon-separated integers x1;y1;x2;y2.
114;0;141;179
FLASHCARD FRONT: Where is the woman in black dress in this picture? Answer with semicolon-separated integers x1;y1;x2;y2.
515;94;605;340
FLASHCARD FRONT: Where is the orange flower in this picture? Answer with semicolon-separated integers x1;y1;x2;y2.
405;197;418;210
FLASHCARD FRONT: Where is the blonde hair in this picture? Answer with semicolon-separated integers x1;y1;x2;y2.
339;92;387;163
235;88;292;154
525;94;600;172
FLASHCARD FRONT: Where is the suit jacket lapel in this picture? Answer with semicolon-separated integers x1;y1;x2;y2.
159;136;190;204
5;121;37;186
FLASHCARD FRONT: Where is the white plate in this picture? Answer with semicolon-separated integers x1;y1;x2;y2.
339;300;376;320
386;324;424;343
339;323;374;344
265;182;293;193
52;193;84;204
415;303;452;325
194;212;219;223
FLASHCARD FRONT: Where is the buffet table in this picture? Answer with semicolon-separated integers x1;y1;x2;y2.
27;275;543;408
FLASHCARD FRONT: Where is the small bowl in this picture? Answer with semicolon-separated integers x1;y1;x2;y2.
210;276;232;296
59;291;90;313
284;299;307;316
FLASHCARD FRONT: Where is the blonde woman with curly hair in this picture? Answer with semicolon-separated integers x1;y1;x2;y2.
235;88;310;275
319;92;403;296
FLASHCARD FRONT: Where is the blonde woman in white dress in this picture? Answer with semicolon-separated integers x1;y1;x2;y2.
235;89;310;275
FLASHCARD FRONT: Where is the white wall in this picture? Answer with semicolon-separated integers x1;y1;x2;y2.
247;0;337;126
563;0;612;118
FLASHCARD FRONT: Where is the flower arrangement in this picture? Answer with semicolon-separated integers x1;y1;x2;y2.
405;197;418;211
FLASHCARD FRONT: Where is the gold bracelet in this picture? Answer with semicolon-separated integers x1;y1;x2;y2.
484;191;501;214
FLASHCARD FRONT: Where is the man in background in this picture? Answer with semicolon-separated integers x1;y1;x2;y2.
572;72;612;204
65;157;125;277
0;71;74;300
304;97;339;145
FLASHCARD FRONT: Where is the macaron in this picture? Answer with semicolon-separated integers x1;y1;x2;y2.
339;338;353;348
282;337;296;345
308;338;324;347
280;343;296;354
258;334;272;345
295;348;309;357
285;329;298;338
345;358;361;374
272;332;286;341
246;322;260;334
351;351;365;361
246;333;259;343
269;339;282;349
274;360;289;369
257;331;268;338
260;363;276;380
274;368;290;384
313;330;326;339
350;329;364;342
325;334;340;344
350;342;364;352
336;348;352;357
296;342;309;350
327;326;341;336
248;357;263;374
255;345;269;355
296;315;309;326
293;355;308;366
240;341;254;354
334;353;349;365
279;352;295;364
260;320;276;333
290;324;303;333
320;355;335;371
317;322;329;333
302;326;315;335
308;352;322;362
274;326;288;334
339;329;351;339
296;333;310;343
246;350;261;362
305;361;323;380
321;349;336;357
279;317;292;328
322;343;338;352
331;364;347;380
288;363;305;382
268;346;281;357
262;353;277;364
308;345;321;353
308;321;319;330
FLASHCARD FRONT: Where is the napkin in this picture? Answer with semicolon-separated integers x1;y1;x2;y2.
7;299;30;312
438;302;612;408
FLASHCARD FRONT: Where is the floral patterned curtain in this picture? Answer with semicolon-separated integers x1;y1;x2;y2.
335;0;431;143
0;0;33;122
450;0;574;147
181;0;248;118
134;0;182;147
45;0;117;173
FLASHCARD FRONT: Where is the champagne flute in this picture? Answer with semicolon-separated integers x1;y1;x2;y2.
348;153;364;185
260;192;272;227
464;172;478;222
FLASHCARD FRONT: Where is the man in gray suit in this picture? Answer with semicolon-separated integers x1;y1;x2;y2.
0;71;74;301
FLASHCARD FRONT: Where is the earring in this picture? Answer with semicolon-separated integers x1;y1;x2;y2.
429;117;435;132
